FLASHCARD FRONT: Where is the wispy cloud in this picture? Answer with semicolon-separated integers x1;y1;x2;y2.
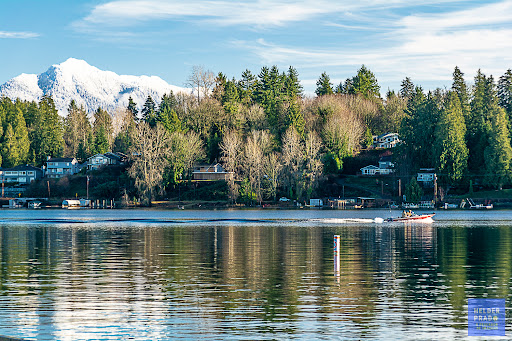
0;31;39;39
234;1;512;89
76;0;458;29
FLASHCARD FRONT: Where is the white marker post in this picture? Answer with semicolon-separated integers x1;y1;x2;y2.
334;235;340;276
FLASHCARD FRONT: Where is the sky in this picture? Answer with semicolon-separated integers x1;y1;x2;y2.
2;0;512;95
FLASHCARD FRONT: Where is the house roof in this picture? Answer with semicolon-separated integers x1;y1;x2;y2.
87;153;106;160
377;132;399;139
361;165;379;170
418;168;435;173
379;155;393;163
0;165;43;172
87;152;127;161
47;157;76;163
104;152;122;161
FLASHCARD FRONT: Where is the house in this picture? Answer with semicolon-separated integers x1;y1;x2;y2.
360;156;395;176
45;157;80;178
87;152;127;171
192;163;233;181
417;168;436;187
361;165;380;176
0;165;43;184
373;133;400;149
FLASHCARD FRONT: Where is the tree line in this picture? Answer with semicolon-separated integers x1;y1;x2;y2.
0;64;511;204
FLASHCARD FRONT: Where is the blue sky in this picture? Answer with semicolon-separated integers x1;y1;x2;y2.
2;0;512;95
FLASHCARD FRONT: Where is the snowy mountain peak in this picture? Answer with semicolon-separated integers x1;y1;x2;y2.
0;58;188;116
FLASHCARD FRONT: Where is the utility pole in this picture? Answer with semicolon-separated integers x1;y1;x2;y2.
434;174;438;204
398;178;402;200
47;181;50;199
87;176;89;199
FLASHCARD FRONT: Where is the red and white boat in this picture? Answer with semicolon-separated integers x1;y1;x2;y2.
385;213;435;222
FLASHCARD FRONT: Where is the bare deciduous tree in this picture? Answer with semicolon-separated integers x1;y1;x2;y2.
303;130;323;199
186;65;215;104
282;127;304;200
243;131;265;203
263;152;282;201
220;129;242;202
128;122;170;206
111;107;131;138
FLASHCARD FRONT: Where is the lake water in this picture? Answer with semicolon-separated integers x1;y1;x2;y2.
0;209;511;340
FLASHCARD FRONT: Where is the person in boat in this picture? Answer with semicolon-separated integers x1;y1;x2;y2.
402;210;415;218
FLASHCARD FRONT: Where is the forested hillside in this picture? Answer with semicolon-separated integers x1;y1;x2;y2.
1;65;511;204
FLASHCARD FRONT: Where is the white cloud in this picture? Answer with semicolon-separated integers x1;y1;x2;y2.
233;1;512;90
78;0;458;29
0;31;39;39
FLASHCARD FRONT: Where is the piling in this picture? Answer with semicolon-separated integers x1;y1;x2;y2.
334;235;340;274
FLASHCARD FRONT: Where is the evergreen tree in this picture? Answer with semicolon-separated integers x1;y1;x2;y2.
286;99;305;137
484;106;512;189
285;66;303;99
334;82;344;94
435;92;468;184
2;124;18;167
157;106;182;134
141;95;156;125
93;125;110;154
212;72;227;102
11;103;30;164
93;107;113;152
352;65;380;99
127;96;138;119
400;77;415;100
238;69;257;104
255;66;286;130
497;69;512;121
405;177;423;203
32;95;64;165
221;78;240;115
451;66;471;127
315;72;333;96
341;78;355;95
468;70;495;173
159;92;178;113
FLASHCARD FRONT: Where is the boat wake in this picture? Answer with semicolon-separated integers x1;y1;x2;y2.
309;218;382;224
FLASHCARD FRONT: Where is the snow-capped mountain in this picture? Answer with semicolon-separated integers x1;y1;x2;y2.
0;58;189;116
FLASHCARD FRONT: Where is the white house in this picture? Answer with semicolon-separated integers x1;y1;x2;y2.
0;165;43;184
361;165;380;176
360;156;395;176
373;133;400;149
45;157;80;178
87;152;127;171
417;168;436;187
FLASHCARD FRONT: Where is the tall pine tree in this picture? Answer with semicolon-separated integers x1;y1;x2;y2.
484;106;512;189
315;72;333;97
435;92;468;184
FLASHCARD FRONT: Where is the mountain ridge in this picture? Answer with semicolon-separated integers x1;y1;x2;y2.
0;58;189;116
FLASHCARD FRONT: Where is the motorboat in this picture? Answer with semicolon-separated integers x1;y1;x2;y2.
385;213;435;222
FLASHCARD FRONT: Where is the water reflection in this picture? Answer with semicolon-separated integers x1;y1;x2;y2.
0;217;510;340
